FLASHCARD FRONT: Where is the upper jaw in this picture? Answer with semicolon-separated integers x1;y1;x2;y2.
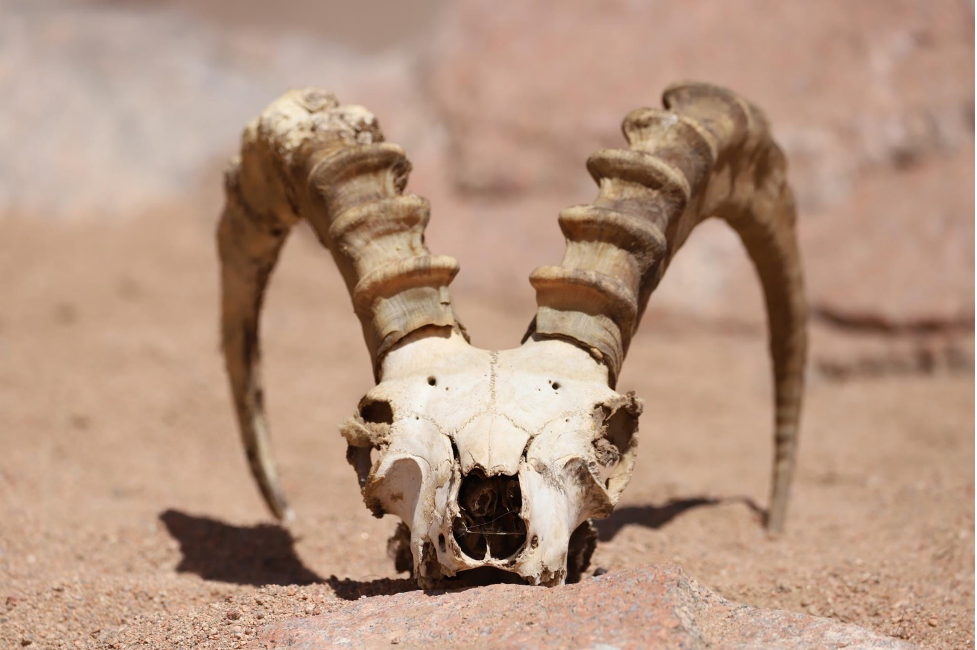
343;331;640;586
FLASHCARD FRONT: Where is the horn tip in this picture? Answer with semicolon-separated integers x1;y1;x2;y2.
280;506;297;524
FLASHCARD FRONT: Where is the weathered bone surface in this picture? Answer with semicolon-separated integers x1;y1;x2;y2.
217;83;806;586
343;331;639;586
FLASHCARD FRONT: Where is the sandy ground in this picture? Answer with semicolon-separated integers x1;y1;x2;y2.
0;201;972;649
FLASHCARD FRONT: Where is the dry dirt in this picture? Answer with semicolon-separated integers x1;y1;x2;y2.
0;201;972;649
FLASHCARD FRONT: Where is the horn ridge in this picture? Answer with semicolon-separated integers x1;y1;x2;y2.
529;82;807;531
218;89;462;520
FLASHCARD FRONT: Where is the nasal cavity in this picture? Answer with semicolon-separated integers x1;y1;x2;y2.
452;470;527;561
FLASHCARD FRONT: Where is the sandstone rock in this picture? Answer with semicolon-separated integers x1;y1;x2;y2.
250;565;915;649
804;146;974;330
811;322;974;379
3;0;971;371
426;0;974;211
424;0;975;336
0;0;440;220
802;144;975;377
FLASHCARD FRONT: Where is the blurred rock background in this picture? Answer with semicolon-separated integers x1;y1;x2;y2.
1;0;973;375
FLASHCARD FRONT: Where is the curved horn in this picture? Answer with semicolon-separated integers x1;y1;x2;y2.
217;89;463;520
527;82;807;532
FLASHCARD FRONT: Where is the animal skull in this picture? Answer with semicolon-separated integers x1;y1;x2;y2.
217;84;807;586
342;331;641;586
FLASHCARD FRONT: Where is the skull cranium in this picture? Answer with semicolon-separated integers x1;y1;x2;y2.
343;331;640;585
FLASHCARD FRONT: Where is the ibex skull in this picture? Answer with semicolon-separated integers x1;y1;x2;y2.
217;83;807;587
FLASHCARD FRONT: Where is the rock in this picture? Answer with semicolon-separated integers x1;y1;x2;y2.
250;565;915;649
804;146;974;330
811;322;975;379
426;0;974;210
0;0;440;220
802;144;975;378
424;0;975;336
2;0;971;372
803;145;974;378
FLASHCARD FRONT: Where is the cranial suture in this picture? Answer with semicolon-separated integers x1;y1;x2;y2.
217;83;807;586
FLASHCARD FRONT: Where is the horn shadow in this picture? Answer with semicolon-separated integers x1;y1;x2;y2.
324;576;423;601
594;496;766;542
159;511;529;599
159;509;322;586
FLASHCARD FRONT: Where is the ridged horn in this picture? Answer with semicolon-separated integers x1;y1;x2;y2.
217;89;463;520
528;82;807;532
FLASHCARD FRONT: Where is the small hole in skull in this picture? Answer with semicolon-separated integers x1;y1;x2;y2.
427;376;437;386
453;470;527;561
551;381;560;390
438;534;446;553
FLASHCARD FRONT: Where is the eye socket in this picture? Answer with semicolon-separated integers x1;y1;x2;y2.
593;396;641;491
359;399;393;424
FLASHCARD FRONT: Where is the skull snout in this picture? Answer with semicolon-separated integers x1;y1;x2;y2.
452;470;527;561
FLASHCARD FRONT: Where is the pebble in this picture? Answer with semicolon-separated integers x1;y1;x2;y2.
226;610;241;621
928;618;939;627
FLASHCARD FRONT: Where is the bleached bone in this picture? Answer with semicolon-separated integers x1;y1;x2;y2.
217;83;806;587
